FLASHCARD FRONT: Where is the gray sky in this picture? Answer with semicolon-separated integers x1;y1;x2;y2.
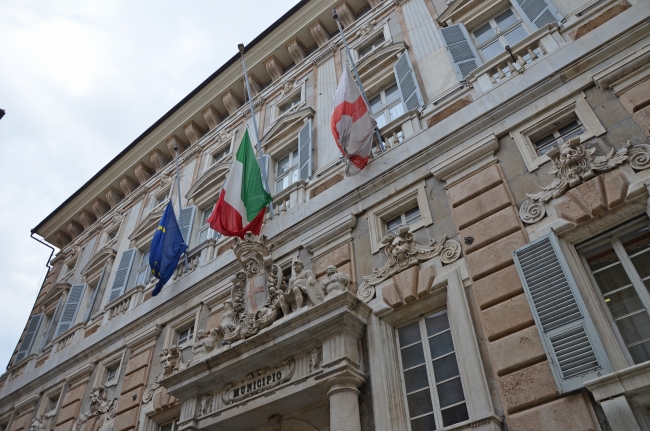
0;0;300;370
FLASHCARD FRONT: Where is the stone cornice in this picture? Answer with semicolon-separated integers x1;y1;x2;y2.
14;393;40;413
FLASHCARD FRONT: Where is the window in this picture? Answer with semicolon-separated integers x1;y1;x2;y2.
148;189;170;214
580;222;650;364
177;325;194;346
105;230;117;244
369;83;405;129
198;206;220;244
358;34;385;58
106;365;118;383
279;95;301;115
135;249;151;287
472;8;529;62
386;206;421;235
160;418;179;431
211;148;229;165
531;118;585;155
397;310;469;430
275;148;299;194
47;395;59;413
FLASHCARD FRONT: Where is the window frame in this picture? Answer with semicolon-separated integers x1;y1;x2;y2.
470;6;531;63
134;248;152;288
273;147;300;195
198;204;221;245
163;308;200;351
94;350;125;388
270;78;307;123
368;82;406;130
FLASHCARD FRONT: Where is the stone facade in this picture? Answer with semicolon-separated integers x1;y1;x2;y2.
5;0;650;430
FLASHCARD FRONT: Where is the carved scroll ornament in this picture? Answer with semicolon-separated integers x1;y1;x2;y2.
519;139;650;224
142;347;187;403
73;386;117;431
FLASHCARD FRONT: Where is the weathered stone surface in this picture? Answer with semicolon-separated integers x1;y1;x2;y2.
507;393;597;431
620;78;650;114
572;1;631;39
35;355;48;368
447;164;503;207
382;282;403;308
125;348;153;376
84;324;100;338
633;105;650;136
53;420;74;431
465;230;527;280
310;173;345;199
153;386;177;411
555;197;590;224
426;96;472;128
474;264;524;309
115;386;144;415
85;415;103;431
453;183;512;229
62;383;87;407
312;243;351;276
417;265;436;298
8;412;31;431
56;401;81;425
460;206;521;254
481;293;534;341
603;170;629;208
207;308;225;333
122;366;148;393
393;265;419;304
113;406;139;431
488;326;546;375
567;178;607;216
500;361;559;413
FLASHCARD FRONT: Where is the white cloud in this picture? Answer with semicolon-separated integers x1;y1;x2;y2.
0;0;300;369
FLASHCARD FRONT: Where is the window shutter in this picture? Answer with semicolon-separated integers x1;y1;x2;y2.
54;284;85;338
15;313;43;363
512;0;563;29
393;52;424;111
439;24;482;81
298;119;312;181
513;233;612;393
84;263;106;323
107;248;136;303
38;297;63;353
179;206;196;244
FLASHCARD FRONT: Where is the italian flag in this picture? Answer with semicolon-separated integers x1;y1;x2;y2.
208;129;272;238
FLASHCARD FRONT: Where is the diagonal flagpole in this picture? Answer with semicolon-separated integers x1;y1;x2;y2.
174;145;190;271
238;43;275;219
333;9;385;153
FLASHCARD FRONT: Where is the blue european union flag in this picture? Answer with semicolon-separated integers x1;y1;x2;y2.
149;202;188;296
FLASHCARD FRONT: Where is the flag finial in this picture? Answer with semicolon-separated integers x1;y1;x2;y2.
238;43;245;54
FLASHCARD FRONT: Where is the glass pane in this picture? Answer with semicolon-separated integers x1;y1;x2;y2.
202;209;212;224
429;331;455;359
387;215;403;233
627;339;650;364
398;321;422;346
437;377;465;408
291;168;299;184
561;127;584;143
603;287;645;319
593;263;633;294
277;154;291;175
401;343;426;369
584;243;620;271
375;113;387;129
441;403;469;427
405;207;421;223
473;22;495;45
136;269;148;286
292;149;299;165
385;84;401;105
616;311;650;345
432;353;460;382
481;40;503;61
161;423;173;431
621;225;650;256
199;228;208;244
407;389;434;418
410;414;437;431
388;103;404;122
425;310;450;336
504;25;528;47
495;9;518;30
557;120;580;136
369;94;383;114
404;365;429;393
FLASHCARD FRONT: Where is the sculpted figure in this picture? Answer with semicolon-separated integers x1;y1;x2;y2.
220;299;240;337
30;418;44;431
192;328;219;358
280;260;324;313
322;265;350;297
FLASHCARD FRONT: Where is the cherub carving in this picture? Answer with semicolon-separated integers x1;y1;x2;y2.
322;265;350;298
191;329;219;361
279;260;324;314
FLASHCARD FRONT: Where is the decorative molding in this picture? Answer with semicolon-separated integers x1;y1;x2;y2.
334;2;355;27
222;90;242;116
125;323;162;353
221;357;296;405
311;43;337;66
14;393;40;412
308;21;330;47
65;362;96;387
66;220;83;240
184;121;205;145
149;149;170;172
202;106;222;130
134;162;154;184
264;56;285;82
72;386;117;431
286;38;307;65
55;230;73;248
92;199;111;219
105;187;124;208
78;210;97;230
166;135;188;157
142;347;188;404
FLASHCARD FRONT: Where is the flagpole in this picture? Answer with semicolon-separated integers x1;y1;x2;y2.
238;43;275;219
332;9;385;153
174;145;190;271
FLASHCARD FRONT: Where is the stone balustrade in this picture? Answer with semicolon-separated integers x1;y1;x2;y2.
104;284;146;322
374;109;422;156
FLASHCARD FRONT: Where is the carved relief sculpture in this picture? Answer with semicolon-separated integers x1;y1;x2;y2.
322;265;350;298
29;417;45;431
308;348;322;373
73;386;117;431
142;347;187;403
519;138;650;224
279;260;324;314
191;329;220;364
221;357;296;405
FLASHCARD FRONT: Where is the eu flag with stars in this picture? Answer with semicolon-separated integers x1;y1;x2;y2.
149;202;188;296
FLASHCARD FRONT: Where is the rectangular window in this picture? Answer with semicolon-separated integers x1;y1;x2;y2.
212;149;229;165
358;34;385;58
198;206;220;244
177;325;194;346
580;222;650;364
275;148;299;194
369;83;405;129
472;8;529;62
397;310;469;430
47;395;59;413
385;206;421;235
532;118;586;155
135;249;151;287
279;95;301;115
160;419;178;431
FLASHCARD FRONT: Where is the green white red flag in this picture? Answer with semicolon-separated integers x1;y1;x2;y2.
208;129;271;238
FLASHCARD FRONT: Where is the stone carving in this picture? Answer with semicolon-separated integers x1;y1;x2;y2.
308;348;322;373
142;347;187;403
322;265;350;298
279;260;324;314
282;77;296;95
357;226;461;303
221;357;296;405
199;394;213;416
29;417;45;431
191;329;220;364
73;386;117;431
519;139;650;224
357;20;376;38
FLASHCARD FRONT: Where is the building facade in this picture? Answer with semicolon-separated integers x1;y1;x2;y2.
4;0;650;430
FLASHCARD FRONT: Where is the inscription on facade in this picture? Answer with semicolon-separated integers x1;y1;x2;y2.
221;357;295;405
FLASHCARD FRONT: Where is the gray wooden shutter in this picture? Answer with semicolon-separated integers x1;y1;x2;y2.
38;297;63;352
15;313;43;363
179;205;196;244
393;52;424;111
512;0;563;29
54;284;85;338
298;119;312;181
513;233;612;393
107;248;136;303
84;263;106;323
440;24;482;81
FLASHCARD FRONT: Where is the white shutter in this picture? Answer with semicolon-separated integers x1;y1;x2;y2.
513;233;612;393
15;313;43;363
298;119;312;181
393;52;424;112
54;284;85;338
179;206;196;244
84;262;106;323
440;24;482;81
107;248;136;303
38;297;63;352
512;0;563;29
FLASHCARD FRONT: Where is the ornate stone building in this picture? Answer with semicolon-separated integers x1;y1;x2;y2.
4;0;650;430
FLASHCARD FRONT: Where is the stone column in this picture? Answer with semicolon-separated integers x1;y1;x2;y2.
600;395;642;431
326;375;363;431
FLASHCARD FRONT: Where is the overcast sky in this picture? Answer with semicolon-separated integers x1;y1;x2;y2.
0;0;300;370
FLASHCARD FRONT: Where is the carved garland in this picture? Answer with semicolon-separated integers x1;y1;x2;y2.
72;386;117;431
519;139;650;224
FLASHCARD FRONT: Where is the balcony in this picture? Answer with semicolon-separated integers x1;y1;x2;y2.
103;284;146;322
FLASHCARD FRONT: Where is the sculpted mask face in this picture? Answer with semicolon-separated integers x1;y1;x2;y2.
293;261;303;273
326;265;336;276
